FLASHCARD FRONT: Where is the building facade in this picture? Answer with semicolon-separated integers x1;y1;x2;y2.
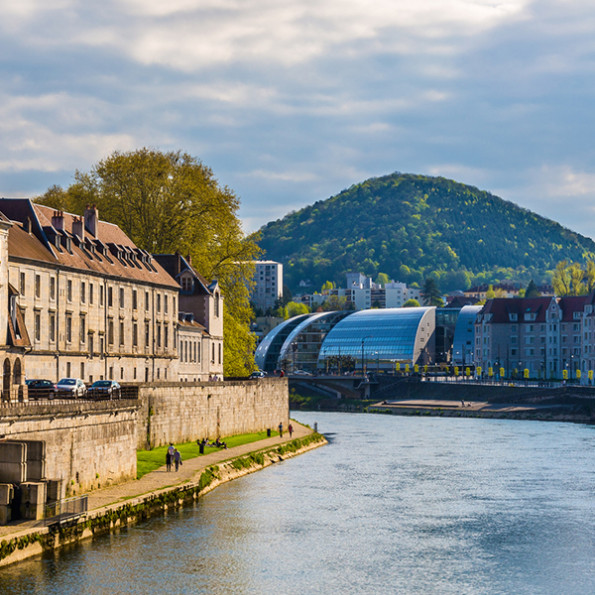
0;199;223;396
251;261;283;311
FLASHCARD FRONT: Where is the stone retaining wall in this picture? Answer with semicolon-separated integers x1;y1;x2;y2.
138;378;289;449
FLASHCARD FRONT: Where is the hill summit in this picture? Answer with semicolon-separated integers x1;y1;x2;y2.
258;173;595;293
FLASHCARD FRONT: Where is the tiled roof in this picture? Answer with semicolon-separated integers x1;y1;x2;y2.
0;199;179;289
154;253;214;295
481;297;555;323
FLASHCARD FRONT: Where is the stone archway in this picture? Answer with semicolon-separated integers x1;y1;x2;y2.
3;358;11;402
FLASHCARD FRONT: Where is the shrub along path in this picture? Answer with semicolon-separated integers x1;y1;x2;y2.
87;421;312;511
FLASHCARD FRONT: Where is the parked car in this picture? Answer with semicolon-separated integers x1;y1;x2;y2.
249;370;265;379
56;378;87;397
25;379;57;400
88;380;121;399
293;370;312;376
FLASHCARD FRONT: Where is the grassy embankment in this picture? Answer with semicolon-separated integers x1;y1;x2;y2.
137;430;277;479
290;390;376;412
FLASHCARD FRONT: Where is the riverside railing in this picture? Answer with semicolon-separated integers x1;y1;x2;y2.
45;495;88;526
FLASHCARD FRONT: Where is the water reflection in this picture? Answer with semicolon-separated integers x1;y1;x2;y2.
0;413;593;594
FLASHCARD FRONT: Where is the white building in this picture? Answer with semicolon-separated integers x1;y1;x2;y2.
251;261;283;311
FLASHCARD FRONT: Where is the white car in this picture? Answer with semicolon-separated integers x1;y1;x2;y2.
56;377;87;397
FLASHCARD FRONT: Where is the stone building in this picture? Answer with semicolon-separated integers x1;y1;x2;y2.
0;199;224;395
154;253;224;381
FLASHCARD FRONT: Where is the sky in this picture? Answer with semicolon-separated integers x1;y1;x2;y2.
2;0;595;237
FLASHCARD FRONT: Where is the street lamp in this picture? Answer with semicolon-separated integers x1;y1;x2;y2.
361;335;372;376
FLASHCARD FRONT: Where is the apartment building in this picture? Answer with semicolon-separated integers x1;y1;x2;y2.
251;261;283;311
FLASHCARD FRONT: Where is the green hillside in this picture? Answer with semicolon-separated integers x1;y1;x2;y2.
258;173;595;293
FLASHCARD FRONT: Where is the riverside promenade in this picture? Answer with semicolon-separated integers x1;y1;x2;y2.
0;421;325;566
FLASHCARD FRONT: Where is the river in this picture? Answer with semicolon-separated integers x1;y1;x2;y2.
1;412;594;594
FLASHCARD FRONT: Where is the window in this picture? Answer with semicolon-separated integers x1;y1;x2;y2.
108;318;114;345
89;283;94;305
218;342;222;364
157;294;161;313
120;321;124;346
34;311;41;341
66;362;71;377
164;295;168;314
108;287;113;307
145;322;150;348
164;324;168;349
66;314;72;343
215;293;220;317
157;323;161;348
35;275;41;298
100;285;104;306
67;279;72;302
49;313;56;342
20;272;25;296
133;322;138;347
81;362;85;380
81;281;86;304
119;287;124;308
145;291;149;311
50;277;56;300
80;315;86;343
133;290;137;310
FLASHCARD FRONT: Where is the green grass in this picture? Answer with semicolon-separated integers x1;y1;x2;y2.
136;430;276;479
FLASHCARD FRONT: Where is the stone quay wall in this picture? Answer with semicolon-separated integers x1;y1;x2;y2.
137;378;289;449
0;400;138;496
0;379;289;494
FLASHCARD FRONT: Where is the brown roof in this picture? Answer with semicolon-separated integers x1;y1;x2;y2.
558;296;588;321
0;199;179;289
481;297;555;323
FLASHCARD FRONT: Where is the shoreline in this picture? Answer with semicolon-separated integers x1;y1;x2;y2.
0;425;327;568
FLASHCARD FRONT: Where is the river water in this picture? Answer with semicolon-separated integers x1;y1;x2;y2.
1;412;594;594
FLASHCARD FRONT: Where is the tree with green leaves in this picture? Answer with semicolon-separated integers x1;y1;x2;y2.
402;299;420;307
421;277;443;306
525;279;541;298
551;260;595;296
36;148;261;376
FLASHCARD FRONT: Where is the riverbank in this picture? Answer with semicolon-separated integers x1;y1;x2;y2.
0;422;326;568
369;398;594;423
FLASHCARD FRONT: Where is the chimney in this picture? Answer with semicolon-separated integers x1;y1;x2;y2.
186;254;192;265
84;204;98;237
72;216;85;241
174;251;181;276
24;217;32;234
51;211;64;231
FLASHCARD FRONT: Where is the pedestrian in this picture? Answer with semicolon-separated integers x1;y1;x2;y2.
278;422;283;437
165;450;172;472
288;423;293;438
174;448;182;471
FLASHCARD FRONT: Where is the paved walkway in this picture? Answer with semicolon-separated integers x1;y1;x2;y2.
88;421;312;510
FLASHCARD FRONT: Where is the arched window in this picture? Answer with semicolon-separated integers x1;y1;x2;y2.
3;359;11;401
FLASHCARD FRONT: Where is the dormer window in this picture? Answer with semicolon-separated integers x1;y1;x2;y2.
573;311;582;320
509;313;518;322
524;312;536;321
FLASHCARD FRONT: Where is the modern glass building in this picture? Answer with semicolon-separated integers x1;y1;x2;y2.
254;314;310;372
452;305;482;366
318;307;436;372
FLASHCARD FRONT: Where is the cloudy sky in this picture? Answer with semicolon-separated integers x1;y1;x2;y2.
2;0;595;236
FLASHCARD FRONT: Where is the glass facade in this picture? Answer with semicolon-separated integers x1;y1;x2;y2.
318;307;435;371
254;314;309;372
276;311;351;372
452;305;481;366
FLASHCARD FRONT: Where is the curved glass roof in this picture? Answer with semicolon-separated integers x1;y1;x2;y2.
452;305;481;364
254;314;310;371
277;311;350;370
318;307;433;367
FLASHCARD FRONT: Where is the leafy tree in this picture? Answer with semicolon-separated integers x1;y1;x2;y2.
36;148;260;376
321;295;348;311
421;277;443;306
375;272;390;286
485;285;496;299
551;260;595;296
525;279;541;298
321;280;335;292
279;301;310;319
403;299;420;307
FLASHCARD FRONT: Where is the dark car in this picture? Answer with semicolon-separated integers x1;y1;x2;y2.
26;379;57;400
249;370;265;379
88;380;121;399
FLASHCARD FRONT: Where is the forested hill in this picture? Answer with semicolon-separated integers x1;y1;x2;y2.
258;173;595;294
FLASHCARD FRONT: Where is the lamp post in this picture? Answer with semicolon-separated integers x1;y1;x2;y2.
361;335;372;376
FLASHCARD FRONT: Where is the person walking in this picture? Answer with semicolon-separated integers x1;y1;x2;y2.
288;423;293;438
165;450;172;472
174;448;182;472
278;422;283;437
